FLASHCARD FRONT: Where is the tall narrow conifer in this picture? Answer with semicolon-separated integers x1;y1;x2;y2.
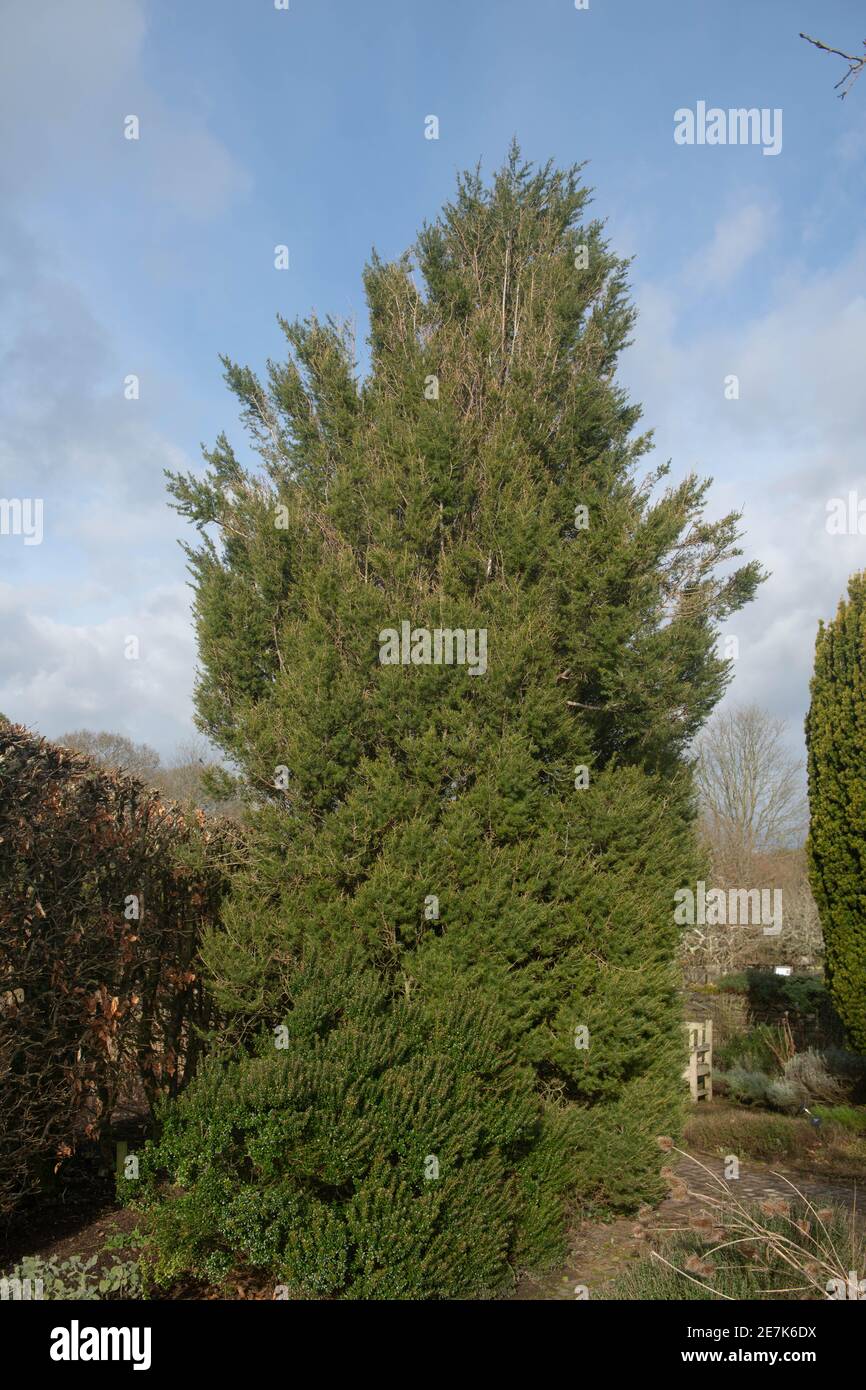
168;147;762;1206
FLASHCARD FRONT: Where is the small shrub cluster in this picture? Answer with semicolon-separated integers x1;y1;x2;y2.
716;1021;792;1074
1;1253;142;1300
719;1047;861;1113
717;970;826;1014
715;969;844;1049
130;952;578;1300
812;1104;866;1135
720;1067;777;1107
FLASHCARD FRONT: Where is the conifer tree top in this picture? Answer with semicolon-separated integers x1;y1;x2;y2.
168;145;764;785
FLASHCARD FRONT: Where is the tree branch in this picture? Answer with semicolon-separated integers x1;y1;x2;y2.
800;32;866;98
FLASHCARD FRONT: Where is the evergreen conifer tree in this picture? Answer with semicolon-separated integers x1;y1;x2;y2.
806;573;866;1051
168;147;762;1206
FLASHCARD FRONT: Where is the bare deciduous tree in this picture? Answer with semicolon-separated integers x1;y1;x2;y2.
57;729;161;780
695;704;807;874
764;852;823;966
57;727;242;817
682;707;819;982
154;737;242;816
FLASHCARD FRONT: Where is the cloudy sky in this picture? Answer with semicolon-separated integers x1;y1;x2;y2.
1;0;864;761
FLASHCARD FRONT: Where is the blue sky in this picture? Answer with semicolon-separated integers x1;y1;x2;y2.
1;0;864;761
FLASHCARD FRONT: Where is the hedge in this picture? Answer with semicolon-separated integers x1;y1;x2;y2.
0;723;242;1222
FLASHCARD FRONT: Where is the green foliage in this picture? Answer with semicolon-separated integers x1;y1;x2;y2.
782;975;830;1015
716;1022;790;1074
716;972;751;994
166;149;763;1223
813;1104;866;1134
201;764;696;1209
1;1253;142;1300
819;1047;866;1083
716;969;827;1016
806;573;866;1051
130;953;576;1299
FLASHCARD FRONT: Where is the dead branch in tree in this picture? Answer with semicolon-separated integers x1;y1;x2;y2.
800;32;866;98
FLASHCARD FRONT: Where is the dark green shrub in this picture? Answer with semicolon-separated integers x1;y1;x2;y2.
717;972;751;996
204;763;695;1212
715;970;844;1052
819;1047;866;1084
716;1022;787;1074
129;953;577;1300
807;573;866;1051
783;975;828;1015
717;970;826;1016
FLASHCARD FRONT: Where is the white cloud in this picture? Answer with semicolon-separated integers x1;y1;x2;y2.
0;581;197;753
0;211;200;754
0;0;250;219
625;225;866;758
0;0;243;755
684;200;775;290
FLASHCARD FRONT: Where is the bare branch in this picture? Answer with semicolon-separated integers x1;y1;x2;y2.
800;32;866;98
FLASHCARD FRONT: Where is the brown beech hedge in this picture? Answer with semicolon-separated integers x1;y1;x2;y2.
0;723;242;1221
